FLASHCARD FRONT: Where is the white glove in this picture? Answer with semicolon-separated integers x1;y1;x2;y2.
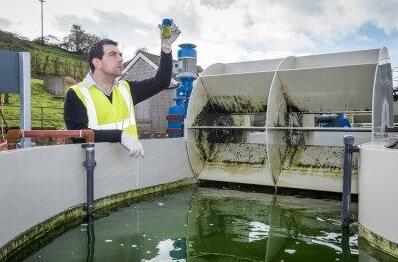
158;22;181;54
121;132;144;157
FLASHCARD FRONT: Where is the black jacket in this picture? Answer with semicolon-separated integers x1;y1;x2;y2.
64;51;172;142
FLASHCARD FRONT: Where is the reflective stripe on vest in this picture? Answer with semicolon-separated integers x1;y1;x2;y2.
72;80;138;138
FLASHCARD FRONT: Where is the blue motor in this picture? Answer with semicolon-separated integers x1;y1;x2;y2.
316;113;351;128
167;43;197;138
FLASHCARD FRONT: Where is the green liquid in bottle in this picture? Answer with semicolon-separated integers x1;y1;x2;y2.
162;26;172;39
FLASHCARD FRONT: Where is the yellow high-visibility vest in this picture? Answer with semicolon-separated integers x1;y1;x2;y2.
69;76;138;139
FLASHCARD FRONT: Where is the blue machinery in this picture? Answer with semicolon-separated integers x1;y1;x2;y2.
167;44;197;138
315;113;351;127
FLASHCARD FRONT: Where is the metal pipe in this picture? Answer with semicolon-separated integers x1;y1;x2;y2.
6;129;95;149
341;135;358;228
82;143;96;218
19;52;31;148
188;126;266;131
314;114;339;121
268;127;371;132
301;111;371;115
38;0;45;43
188;126;372;132
385;125;398;132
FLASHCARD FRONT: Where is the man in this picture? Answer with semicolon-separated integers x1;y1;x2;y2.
64;23;181;157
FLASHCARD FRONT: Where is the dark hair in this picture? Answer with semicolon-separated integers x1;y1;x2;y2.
88;39;118;72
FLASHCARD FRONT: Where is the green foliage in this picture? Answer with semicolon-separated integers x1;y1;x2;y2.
2;79;65;129
62;24;100;55
0;30;89;80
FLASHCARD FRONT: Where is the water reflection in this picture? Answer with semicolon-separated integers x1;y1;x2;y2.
25;189;193;262
23;187;397;262
186;188;393;262
85;220;95;262
341;229;352;261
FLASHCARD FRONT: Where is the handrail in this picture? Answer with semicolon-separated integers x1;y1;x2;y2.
188;126;372;132
267;127;372;132
6;129;95;149
188;126;266;131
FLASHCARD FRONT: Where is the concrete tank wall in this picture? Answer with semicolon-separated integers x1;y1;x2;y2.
0;139;194;250
359;141;398;257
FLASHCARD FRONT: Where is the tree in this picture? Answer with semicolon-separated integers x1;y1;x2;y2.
62;25;100;55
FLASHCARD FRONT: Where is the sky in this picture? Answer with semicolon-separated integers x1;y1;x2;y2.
1;0;398;77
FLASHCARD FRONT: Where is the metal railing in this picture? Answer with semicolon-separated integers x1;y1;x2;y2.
1;105;63;129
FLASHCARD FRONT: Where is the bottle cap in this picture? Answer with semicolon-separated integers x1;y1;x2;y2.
162;18;173;26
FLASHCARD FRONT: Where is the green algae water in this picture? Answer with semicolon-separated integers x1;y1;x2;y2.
23;186;396;262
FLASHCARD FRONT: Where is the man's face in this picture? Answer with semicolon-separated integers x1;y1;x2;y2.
94;44;124;77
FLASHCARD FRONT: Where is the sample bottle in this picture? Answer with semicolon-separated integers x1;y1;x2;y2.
162;18;173;39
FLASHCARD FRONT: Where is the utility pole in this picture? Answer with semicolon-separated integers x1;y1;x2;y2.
38;0;45;43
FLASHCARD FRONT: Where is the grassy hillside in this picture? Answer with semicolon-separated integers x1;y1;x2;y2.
2;79;65;129
0;30;87;130
0;30;88;80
